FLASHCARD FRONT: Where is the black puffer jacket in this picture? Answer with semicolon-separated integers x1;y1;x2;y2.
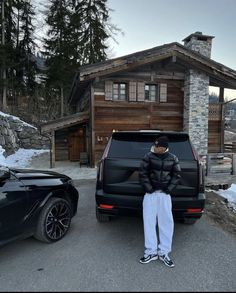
139;149;181;194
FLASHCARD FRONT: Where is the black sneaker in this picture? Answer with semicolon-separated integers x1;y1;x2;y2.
159;254;175;268
139;254;158;264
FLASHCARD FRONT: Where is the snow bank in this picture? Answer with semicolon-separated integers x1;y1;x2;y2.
0;148;49;168
214;184;236;212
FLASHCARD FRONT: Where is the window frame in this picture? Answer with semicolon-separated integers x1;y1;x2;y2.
144;84;159;102
113;82;127;101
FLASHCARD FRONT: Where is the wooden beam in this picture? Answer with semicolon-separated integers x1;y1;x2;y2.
233;154;236;175
175;53;236;89
219;87;224;102
51;131;55;168
106;71;185;80
219;87;225;153
91;84;95;167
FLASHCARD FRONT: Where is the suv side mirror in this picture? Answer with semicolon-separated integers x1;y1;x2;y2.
0;167;10;181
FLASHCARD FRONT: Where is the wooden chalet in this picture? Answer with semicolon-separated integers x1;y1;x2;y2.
41;32;236;168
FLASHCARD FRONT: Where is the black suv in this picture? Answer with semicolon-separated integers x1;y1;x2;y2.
95;131;205;224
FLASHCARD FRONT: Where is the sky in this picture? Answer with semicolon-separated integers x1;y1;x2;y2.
107;0;236;99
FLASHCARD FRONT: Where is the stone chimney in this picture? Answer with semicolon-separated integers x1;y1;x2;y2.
182;31;215;58
182;32;215;156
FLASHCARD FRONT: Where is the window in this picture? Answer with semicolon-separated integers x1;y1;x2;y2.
105;81;167;102
145;84;158;101
113;83;127;100
108;134;194;160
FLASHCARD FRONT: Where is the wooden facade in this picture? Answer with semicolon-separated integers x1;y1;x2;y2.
40;112;89;166
92;76;184;163
42;38;236;167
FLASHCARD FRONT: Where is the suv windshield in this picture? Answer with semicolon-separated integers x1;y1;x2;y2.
108;133;194;160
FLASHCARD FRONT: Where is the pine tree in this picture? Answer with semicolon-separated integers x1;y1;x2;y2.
18;0;37;97
0;0;37;113
42;0;122;118
42;0;73;118
0;0;17;110
74;0;109;64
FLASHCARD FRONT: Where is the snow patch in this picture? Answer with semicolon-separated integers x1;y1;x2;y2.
0;148;50;168
212;184;236;213
0;111;37;129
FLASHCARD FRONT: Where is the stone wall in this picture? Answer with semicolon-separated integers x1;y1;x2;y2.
0;113;50;157
183;69;209;156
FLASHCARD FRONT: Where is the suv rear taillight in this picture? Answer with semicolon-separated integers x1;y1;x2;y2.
187;208;203;213
190;142;200;162
98;138;112;182
99;204;114;209
189;141;204;193
101;138;112;160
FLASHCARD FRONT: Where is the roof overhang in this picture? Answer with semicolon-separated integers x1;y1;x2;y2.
40;111;89;133
69;42;236;103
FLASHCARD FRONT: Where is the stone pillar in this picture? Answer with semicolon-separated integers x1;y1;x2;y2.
183;69;209;156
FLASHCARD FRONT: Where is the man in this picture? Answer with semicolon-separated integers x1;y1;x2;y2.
139;136;181;268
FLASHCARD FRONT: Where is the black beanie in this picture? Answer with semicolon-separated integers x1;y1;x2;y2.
154;136;169;149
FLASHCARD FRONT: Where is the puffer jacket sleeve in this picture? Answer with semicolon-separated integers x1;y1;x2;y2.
167;155;181;193
139;153;154;194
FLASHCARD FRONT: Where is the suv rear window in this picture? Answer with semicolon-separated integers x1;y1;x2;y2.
107;133;194;160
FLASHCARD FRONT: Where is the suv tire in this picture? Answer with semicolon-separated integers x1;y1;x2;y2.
183;218;198;225
96;206;111;222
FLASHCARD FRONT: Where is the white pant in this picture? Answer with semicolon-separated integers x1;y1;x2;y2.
142;190;174;257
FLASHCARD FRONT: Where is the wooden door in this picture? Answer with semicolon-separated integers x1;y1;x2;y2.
68;128;86;161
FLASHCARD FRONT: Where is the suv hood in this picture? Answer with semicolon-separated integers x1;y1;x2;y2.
9;168;71;181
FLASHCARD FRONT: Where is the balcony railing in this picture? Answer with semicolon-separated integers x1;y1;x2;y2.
208;103;223;121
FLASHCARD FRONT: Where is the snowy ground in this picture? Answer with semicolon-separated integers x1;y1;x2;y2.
0;147;97;180
212;185;236;212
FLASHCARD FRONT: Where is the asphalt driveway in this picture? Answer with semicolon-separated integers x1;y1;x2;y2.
0;179;235;292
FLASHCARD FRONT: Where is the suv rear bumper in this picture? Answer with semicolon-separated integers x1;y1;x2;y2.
96;190;205;220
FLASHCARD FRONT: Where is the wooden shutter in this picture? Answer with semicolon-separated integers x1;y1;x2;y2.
105;80;113;100
137;82;145;101
129;81;137;101
159;83;167;102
